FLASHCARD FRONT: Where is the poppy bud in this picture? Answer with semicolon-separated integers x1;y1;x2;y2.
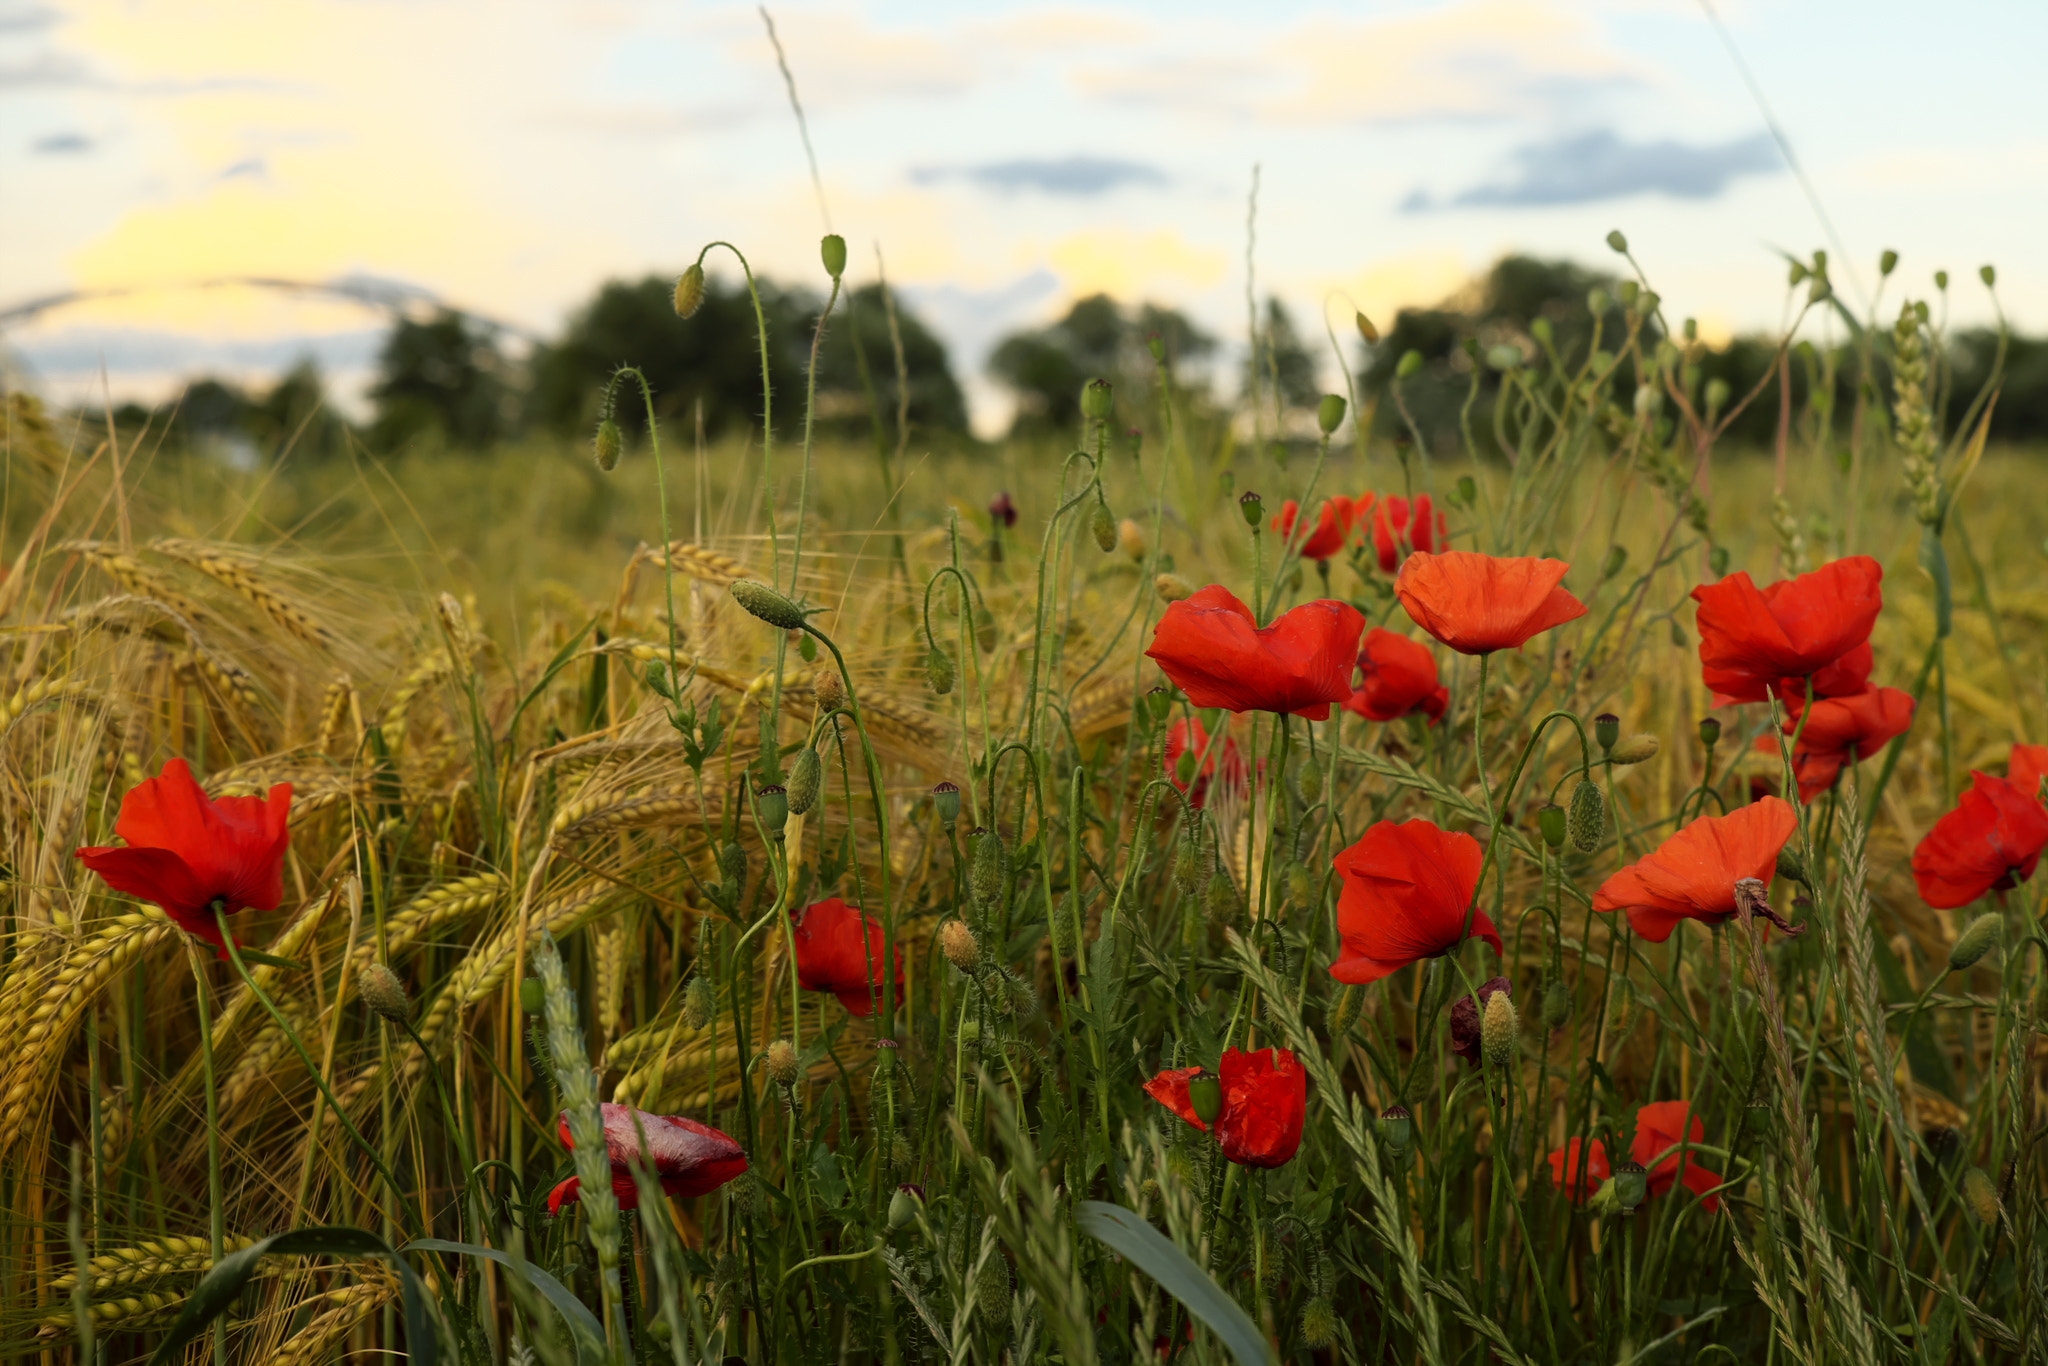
1356;311;1380;344
1537;803;1567;850
1609;733;1660;765
888;1184;924;1230
593;418;623;472
728;1173;755;1213
974;605;997;654
1594;713;1620;752
1567;780;1605;853
520;977;546;1014
1300;1295;1338;1349
1003;969;1038;1019
673;262;706;318
1378;1104;1413;1153
1698;716;1722;749
1287;862;1318;909
1090;500;1117;553
729;580;808;630
1481;990;1517;1071
1081;378;1114;423
647;1313;673;1344
1117;517;1146;562
1295;758;1324;805
718;840;748;890
1456;474;1477;506
1486;343;1523;372
1775;847;1808;885
1961;1167;2000;1224
756;784;789;838
1617;280;1640;308
1146;685;1173;721
1708;546;1729;577
683;976;715;1030
1238;490;1263;527
820;233;847;279
1156;573;1193;603
1317;394;1347;435
970;827;1007;912
1171;834;1203;893
940;920;980;972
1705;378;1731;414
975;1257;1011;1317
360;962;412;1025
1205;872;1238;924
1599;544;1628;580
1587;287;1610;316
926;645;955;695
1879;249;1898;277
1744;1101;1772;1136
1532;980;1567;1032
1146;333;1166;362
931;781;961;827
1186;1068;1224;1126
1396;350;1424;380
765;1038;801;1087
783;746;823;816
1174;750;1200;786
1606;229;1629;254
1609;1160;1648;1211
1948;912;2002;971
813;668;846;714
1327;983;1362;1039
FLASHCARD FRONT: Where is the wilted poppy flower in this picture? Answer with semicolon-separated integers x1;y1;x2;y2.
1330;819;1501;984
2010;743;2048;800
1448;976;1511;1066
1162;716;1247;809
1762;687;1916;800
1272;496;1355;562
1394;551;1588;656
1631;1100;1722;1212
989;491;1019;528
1369;493;1445;573
1343;628;1449;724
547;1104;747;1213
1145;585;1366;720
792;897;901;1016
1143;1046;1306;1167
1911;772;2048;908
76;757;293;958
1692;556;1882;704
1592;797;1798;942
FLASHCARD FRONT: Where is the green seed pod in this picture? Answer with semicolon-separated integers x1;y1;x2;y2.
820;233;847;279
1316;393;1347;435
1146;333;1166;361
1537;803;1567;850
1081;377;1114;423
1205;871;1238;924
1481;990;1518;1072
1593;713;1621;752
756;785;789;838
360;962;411;1024
1605;229;1629;254
1698;716;1722;749
1744;1101;1772;1136
1187;1069;1224;1126
1090;500;1117;553
1542;978;1572;1030
1300;1296;1338;1350
729;580;807;630
1396;349;1424;380
926;645;955;696
682;975;715;1030
673;262;706;318
1608;733;1660;766
931;781;962;827
593;418;623;472
1326;983;1362;1040
1567;779;1605;854
1609;1160;1648;1212
970;827;1007;913
519;977;546;1015
1238;490;1264;527
1961;1166;2000;1224
785;746;822;815
887;1184;923;1230
1949;912;2003;971
973;605;998;654
1378;1104;1413;1154
647;1312;674;1344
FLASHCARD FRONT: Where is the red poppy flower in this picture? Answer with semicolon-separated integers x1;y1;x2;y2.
1911;772;2048;908
989;491;1018;528
1448;976;1511;1066
547;1103;747;1213
1330;819;1501;984
1631;1100;1723;1213
1145;585;1366;721
2010;743;2048;800
1343;628;1449;723
1394;551;1588;656
76;758;293;958
1547;1137;1611;1202
1710;641;1871;709
1592;797;1798;942
1162;716;1247;809
1369;493;1446;573
791;897;901;1016
1272;496;1356;562
1143;1046;1306;1167
1761;687;1916;801
1692;556;1882;704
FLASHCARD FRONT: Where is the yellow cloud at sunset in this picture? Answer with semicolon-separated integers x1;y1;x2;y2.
1043;228;1228;301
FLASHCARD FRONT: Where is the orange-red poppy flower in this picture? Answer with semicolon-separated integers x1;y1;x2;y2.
1143;1047;1306;1167
1145;585;1366;720
792;897;901;1016
2011;743;2048;800
547;1104;747;1213
1272;496;1356;562
1330;819;1501;984
76;757;293;958
1631;1100;1723;1212
1369;493;1445;573
1761;687;1916;800
1547;1137;1612;1201
1343;628;1449;724
1394;551;1587;656
1692;556;1882;704
1592;797;1798;942
1911;772;2048;908
1162;716;1247;809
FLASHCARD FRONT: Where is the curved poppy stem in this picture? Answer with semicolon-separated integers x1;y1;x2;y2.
185;943;227;1366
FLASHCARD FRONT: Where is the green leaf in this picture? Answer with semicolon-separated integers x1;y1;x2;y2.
1075;1200;1275;1366
235;949;305;971
403;1238;605;1364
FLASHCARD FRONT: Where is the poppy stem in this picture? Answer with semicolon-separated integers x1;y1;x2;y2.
184;941;227;1366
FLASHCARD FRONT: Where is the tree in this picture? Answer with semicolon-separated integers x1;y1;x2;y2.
811;283;969;441
248;360;348;462
1246;297;1321;417
368;309;512;451
988;294;1216;436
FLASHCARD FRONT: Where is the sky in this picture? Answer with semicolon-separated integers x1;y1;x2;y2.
3;0;2043;435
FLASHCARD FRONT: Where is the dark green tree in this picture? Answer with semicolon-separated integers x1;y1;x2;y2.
248;360;349;462
989;294;1215;435
367;310;511;450
810;283;968;441
1247;297;1321;417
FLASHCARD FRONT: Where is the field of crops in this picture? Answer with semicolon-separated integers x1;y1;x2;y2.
2;245;2044;1365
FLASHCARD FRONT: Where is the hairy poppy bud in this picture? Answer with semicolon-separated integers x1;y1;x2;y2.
673;262;706;318
729;580;807;630
1090;500;1117;553
940;920;979;972
1482;990;1518;1072
888;1184;923;1230
1594;713;1621;752
682;975;715;1030
520;977;546;1014
976;1257;1010;1317
1155;573;1193;603
718;839;747;889
1317;394;1347;435
926;645;955;696
1609;733;1660;765
1962;1167;2000;1224
813;668;846;715
756;784;789;838
1117;517;1146;562
931;781;962;827
1698;716;1722;749
1708;545;1729;577
786;746;822;815
1186;1068;1224;1126
1537;803;1567;850
593;418;623;472
1081;377;1114;423
1949;912;2002;971
1238;490;1263;527
1327;983;1362;1039
1171;833;1203;893
1934;269;1949;290
1567;779;1605;853
1287;862;1318;908
765;1039;800;1086
1606;229;1629;254
1355;311;1379;344
1205;872;1238;924
1609;1160;1647;1211
972;605;997;654
360;962;411;1025
970;827;1007;912
1295;758;1324;805
1775;847;1807;885
820;233;847;279
1378;1104;1413;1154
1542;978;1571;1030
1879;248;1898;277
1396;349;1424;380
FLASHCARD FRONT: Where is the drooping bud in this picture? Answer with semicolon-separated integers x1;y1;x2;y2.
1605;229;1629;254
1155;573;1193;603
1481;989;1518;1072
1186;1068;1224;1127
1775;847;1808;885
973;605;998;654
1326;983;1362;1039
1879;248;1899;277
1117;517;1146;562
1081;378;1115;423
1171;832;1203;893
1205;872;1238;924
1948;912;2002;971
1537;803;1567;850
820;233;847;279
925;645;955;696
931;781;962;827
812;668;847;714
718;840;748;893
1609;1160;1648;1212
1300;1295;1338;1349
1567;779;1605;853
1542;978;1571;1029
975;1256;1011;1317
1608;734;1660;765
786;746;822;815
729;580;808;630
1378;1104;1413;1153
1935;269;1949;290
1593;713;1621;752
1961;1167;2000;1224
1090;500;1117;553
969;827;1007;913
940;920;980;972
1146;333;1166;362
1355;311;1379;344
360;962;412;1025
756;784;789;838
1238;490;1263;527
1317;394;1347;435
682;976;715;1030
673;262;707;318
1708;546;1730;577
888;1184;924;1230
1698;716;1722;749
765;1039;800;1087
1286;862;1318;908
1396;350;1424;380
593;418;623;472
